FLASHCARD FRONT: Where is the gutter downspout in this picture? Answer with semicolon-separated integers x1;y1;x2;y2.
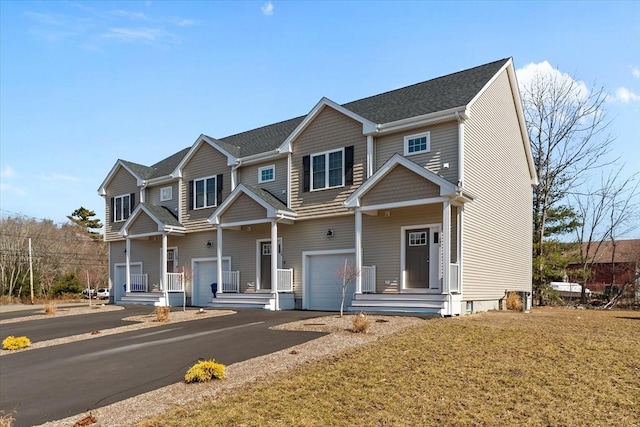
231;159;243;191
455;112;465;188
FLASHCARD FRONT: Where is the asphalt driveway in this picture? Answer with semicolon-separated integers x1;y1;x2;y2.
0;308;328;427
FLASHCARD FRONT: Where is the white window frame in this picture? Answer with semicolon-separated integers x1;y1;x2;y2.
193;175;217;210
113;194;132;222
311;148;344;191
404;131;430;156
258;165;275;183
160;186;173;201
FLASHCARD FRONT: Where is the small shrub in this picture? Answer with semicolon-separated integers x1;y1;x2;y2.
351;312;371;333
44;301;57;315
2;335;31;351
506;292;523;311
0;411;16;427
184;359;226;383
155;306;170;322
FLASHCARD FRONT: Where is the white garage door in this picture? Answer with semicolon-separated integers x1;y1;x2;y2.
193;259;229;306
114;264;141;300
307;253;356;311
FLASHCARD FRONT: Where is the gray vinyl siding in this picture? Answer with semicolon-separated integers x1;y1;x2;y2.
362;205;443;293
290;106;366;218
462;69;532;300
221;194;267;224
239;158;288;200
105;167;139;241
147;183;179;214
180;143;230;233
374;121;459;183
128;213;159;235
361;166;441;206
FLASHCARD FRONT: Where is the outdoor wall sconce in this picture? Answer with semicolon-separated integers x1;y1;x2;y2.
206;240;213;248
326;229;334;238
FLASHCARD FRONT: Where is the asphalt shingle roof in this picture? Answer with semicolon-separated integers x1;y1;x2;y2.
138;202;184;228
125;58;509;175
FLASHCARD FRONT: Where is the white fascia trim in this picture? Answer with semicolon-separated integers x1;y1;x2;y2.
218;218;274;229
344;154;457;208
278;97;376;153
359;197;449;212
371;106;468;136
143;175;177;187
172;134;239;178
98;160;143;196
238;149;283;166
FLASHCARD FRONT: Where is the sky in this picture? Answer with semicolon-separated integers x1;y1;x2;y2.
1;0;639;236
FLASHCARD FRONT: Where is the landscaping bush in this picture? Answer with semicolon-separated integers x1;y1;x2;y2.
50;272;83;296
44;301;57;315
155;306;170;322
185;359;226;383
2;335;31;351
351;312;371;333
506;292;523;310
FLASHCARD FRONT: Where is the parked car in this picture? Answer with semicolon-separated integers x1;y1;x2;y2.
82;289;96;298
96;288;110;299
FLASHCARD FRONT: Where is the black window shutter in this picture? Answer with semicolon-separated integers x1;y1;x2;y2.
216;174;223;205
130;193;136;210
188;180;194;210
110;197;115;222
345;146;354;185
302;155;310;192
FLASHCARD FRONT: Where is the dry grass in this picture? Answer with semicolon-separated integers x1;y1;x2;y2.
351;312;371;333
154;306;170;322
43;301;57;315
506;291;523;310
140;308;640;427
0;412;15;427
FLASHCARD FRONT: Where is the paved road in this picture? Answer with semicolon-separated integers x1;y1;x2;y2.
0;306;153;342
0;309;328;427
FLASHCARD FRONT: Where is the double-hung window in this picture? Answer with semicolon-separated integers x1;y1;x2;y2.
311;148;344;190
404;131;430;156
193;176;217;209
112;193;135;222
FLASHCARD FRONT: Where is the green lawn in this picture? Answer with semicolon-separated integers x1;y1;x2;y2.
140;308;640;426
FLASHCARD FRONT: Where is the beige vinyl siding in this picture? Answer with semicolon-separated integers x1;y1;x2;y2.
290;106;366;219
375;121;459;183
462;69;533;300
239;158;288;198
362;205;443;293
105;167;139;241
147;183;179;214
180;143;230;233
128;213;159;235
221;194;267;224
361;166;441;206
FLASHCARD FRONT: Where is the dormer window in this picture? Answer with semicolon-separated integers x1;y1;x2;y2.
189;174;223;210
404;131;430;156
302;146;354;192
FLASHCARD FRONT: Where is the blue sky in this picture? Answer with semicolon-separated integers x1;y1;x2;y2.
1;0;639;235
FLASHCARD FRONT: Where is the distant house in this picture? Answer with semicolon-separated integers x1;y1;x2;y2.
98;57;536;315
567;239;640;294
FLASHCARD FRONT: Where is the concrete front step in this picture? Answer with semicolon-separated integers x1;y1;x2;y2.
118;292;165;306
349;293;447;314
207;294;274;310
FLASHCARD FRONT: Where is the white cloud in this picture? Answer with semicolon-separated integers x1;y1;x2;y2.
261;1;274;16
632;68;640;79
611;87;640;103
24;11;63;26
39;172;80;182
1;165;16;178
101;27;179;44
168;17;197;27
0;183;27;197
516;61;590;101
112;10;148;20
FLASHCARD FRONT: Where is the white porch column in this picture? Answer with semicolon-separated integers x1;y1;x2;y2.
216;227;223;294
442;201;451;294
355;210;363;293
271;220;279;310
161;233;168;305
125;238;131;293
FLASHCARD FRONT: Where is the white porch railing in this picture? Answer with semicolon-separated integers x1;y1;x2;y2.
130;274;148;292
222;271;240;293
277;268;293;292
164;272;185;292
449;264;460;293
361;265;376;293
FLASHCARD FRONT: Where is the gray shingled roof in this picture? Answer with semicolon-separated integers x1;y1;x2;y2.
139;202;184;228
243;184;295;215
127;58;508;173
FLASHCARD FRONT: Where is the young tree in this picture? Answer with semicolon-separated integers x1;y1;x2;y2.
336;259;359;317
518;62;614;294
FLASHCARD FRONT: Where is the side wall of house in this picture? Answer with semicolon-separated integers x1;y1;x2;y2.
104;167;139;240
462;69;533;302
239;157;288;200
146;182;180;215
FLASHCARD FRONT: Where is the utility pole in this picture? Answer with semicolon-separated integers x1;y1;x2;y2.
28;238;34;304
